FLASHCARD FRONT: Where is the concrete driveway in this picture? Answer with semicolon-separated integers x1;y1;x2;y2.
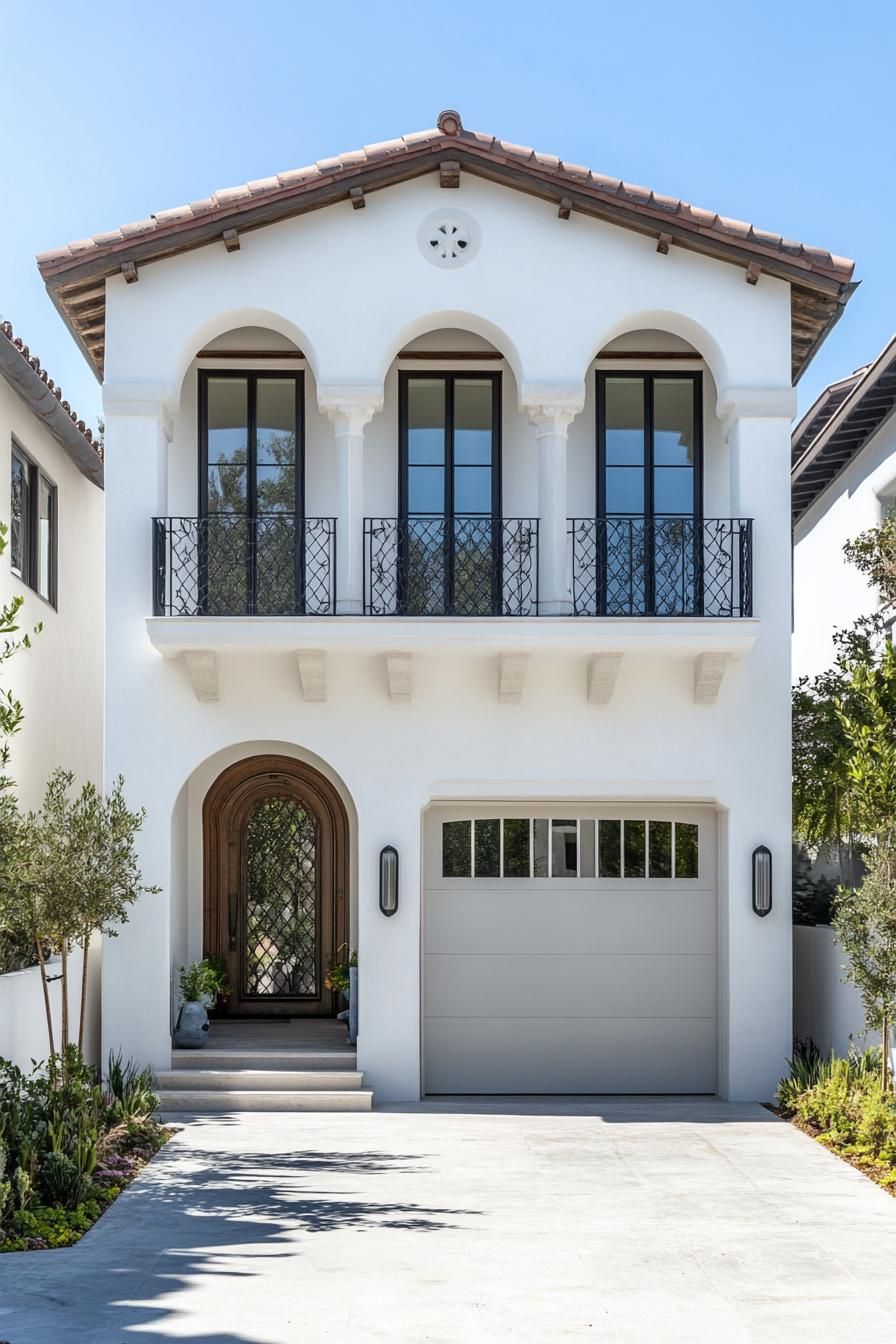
1;1099;896;1343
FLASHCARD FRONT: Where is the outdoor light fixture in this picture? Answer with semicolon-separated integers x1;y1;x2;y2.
752;845;772;918
379;845;399;917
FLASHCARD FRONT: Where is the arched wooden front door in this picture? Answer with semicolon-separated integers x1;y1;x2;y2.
203;755;348;1017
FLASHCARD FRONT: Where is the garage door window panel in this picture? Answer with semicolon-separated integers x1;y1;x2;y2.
502;819;530;878
474;819;500;877
623;820;646;878
442;820;472;877
675;822;699;879
649;821;673;879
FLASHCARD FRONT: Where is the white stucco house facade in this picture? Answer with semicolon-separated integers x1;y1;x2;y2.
37;111;855;1104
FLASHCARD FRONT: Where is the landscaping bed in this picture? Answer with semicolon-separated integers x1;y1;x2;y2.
776;1044;896;1196
1;1048;171;1253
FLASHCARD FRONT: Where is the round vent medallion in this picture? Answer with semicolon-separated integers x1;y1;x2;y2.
418;209;479;268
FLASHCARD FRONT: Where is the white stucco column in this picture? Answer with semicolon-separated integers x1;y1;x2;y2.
101;385;175;1070
319;386;383;616
523;394;584;616
718;385;796;1101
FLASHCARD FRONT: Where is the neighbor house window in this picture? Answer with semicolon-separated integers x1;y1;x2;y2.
10;441;56;606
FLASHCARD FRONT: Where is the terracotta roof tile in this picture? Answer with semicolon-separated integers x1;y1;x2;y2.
0;318;102;465
246;176;281;196
35;110;856;385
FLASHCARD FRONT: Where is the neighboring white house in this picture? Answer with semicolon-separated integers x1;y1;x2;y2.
37;110;855;1104
791;334;896;1058
0;319;104;808
0;319;104;1068
792;333;896;682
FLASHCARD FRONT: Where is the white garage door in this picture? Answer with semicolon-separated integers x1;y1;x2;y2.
424;804;718;1094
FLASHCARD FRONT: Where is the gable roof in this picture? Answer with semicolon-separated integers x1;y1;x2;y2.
791;334;896;526
0;319;103;486
36;109;856;384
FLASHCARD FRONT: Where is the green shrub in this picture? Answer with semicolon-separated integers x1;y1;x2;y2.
39;1153;86;1210
0;1047;169;1252
104;1051;158;1123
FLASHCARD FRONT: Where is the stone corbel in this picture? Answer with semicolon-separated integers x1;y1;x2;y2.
184;650;219;703
297;650;326;702
587;653;623;705
498;652;529;704
386;652;413;703
694;652;730;705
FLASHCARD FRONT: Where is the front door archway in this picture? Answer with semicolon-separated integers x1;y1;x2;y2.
203;754;348;1016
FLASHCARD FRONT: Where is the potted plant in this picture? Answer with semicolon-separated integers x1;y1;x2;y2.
174;959;228;1048
325;947;358;1044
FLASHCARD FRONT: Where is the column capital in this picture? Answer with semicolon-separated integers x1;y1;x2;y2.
716;385;797;440
102;381;175;439
318;383;383;436
525;404;581;438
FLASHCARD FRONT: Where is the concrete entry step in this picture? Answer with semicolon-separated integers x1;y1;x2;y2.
157;1068;365;1092
171;1049;357;1071
156;1088;373;1113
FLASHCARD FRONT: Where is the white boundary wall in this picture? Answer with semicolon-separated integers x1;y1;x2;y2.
793;925;877;1057
0;945;101;1070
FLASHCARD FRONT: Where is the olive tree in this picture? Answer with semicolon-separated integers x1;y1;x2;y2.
0;770;158;1057
833;841;896;1090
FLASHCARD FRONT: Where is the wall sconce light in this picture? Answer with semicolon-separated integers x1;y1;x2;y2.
379;845;399;917
752;845;772;917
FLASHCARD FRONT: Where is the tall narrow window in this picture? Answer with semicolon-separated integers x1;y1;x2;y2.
10;447;29;579
599;372;702;615
400;372;501;615
200;371;303;615
9;442;56;606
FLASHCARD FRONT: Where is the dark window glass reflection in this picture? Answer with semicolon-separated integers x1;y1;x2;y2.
443;821;472;877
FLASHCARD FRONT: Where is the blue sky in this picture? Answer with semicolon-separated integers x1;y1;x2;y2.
2;0;893;430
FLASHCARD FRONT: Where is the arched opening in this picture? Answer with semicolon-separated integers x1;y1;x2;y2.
202;754;349;1018
161;324;336;618
365;324;537;617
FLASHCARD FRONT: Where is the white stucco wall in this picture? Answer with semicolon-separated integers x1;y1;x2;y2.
793;415;896;683
0;378;104;809
99;170;795;1103
0;945;100;1069
793;925;877;1057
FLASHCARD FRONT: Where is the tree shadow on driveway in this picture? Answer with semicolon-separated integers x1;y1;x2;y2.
0;1144;483;1343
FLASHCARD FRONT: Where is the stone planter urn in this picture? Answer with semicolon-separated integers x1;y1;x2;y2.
174;999;209;1048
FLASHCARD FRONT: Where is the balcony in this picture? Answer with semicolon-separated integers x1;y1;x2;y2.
147;512;757;706
153;516;336;617
568;518;752;619
364;516;538;617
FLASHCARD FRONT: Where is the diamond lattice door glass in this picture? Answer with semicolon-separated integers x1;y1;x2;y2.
242;796;318;1000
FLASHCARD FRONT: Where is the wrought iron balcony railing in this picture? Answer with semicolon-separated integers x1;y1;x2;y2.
568;517;753;618
152;515;336;616
364;516;538;616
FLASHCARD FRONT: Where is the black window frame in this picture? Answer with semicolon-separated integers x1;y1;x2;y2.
198;368;305;519
397;371;503;616
10;438;57;608
597;369;703;523
596;369;703;616
399;371;502;520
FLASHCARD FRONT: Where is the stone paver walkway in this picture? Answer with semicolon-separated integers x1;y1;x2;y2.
1;1099;896;1343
